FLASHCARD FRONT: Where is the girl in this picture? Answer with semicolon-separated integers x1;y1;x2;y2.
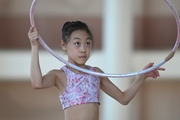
28;21;165;120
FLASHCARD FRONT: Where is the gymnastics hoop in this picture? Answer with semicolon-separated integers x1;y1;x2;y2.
29;0;180;78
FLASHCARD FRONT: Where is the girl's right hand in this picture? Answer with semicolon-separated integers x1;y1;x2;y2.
28;26;39;46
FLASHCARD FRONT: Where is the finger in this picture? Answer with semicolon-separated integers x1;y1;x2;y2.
28;31;39;40
34;27;38;32
143;62;154;70
29;26;35;33
150;72;155;78
157;67;165;71
32;33;39;39
147;62;154;67
157;71;160;77
154;70;159;78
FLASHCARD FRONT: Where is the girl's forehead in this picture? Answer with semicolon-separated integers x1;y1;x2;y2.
70;30;90;39
72;30;89;35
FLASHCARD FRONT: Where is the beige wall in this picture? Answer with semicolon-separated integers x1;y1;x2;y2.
0;0;103;17
140;80;180;120
144;0;180;17
0;81;64;120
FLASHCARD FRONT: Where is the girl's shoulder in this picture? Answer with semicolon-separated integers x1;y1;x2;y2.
90;66;106;81
91;66;104;73
48;69;64;74
48;69;67;85
47;69;66;80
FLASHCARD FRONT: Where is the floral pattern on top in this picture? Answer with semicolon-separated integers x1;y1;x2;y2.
59;65;100;109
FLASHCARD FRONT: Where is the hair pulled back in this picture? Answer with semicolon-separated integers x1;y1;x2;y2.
62;21;93;45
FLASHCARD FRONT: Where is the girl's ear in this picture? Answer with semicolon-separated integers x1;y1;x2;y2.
61;40;67;50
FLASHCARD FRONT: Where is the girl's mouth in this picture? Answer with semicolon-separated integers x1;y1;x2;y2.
79;56;86;58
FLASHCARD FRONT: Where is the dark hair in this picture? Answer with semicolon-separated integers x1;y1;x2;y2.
62;21;94;45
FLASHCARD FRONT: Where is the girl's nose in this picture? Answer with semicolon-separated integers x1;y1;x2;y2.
80;45;86;53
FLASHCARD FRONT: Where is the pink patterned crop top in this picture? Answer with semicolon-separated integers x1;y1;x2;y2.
59;65;100;109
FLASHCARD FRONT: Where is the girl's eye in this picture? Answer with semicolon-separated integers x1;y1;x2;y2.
75;42;80;46
86;42;91;46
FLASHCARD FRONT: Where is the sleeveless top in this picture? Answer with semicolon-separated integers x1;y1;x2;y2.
59;65;100;109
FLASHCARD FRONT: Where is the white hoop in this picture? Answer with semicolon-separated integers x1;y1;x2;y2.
29;0;180;78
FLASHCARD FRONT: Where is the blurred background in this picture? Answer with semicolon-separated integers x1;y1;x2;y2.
0;0;180;120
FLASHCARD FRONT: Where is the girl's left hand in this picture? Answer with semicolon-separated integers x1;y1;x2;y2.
142;62;165;79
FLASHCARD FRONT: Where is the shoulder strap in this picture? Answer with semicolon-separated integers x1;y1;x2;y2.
61;65;68;73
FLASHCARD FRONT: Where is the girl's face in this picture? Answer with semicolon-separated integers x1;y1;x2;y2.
61;30;93;67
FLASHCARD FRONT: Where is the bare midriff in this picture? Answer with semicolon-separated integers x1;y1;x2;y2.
64;103;99;120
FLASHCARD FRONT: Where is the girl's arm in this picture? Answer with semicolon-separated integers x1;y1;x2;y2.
97;63;165;105
28;27;57;89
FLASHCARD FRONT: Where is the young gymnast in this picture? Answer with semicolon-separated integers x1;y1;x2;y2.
28;21;165;120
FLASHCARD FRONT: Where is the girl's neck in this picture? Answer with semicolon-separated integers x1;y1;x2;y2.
67;59;88;73
66;64;88;74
